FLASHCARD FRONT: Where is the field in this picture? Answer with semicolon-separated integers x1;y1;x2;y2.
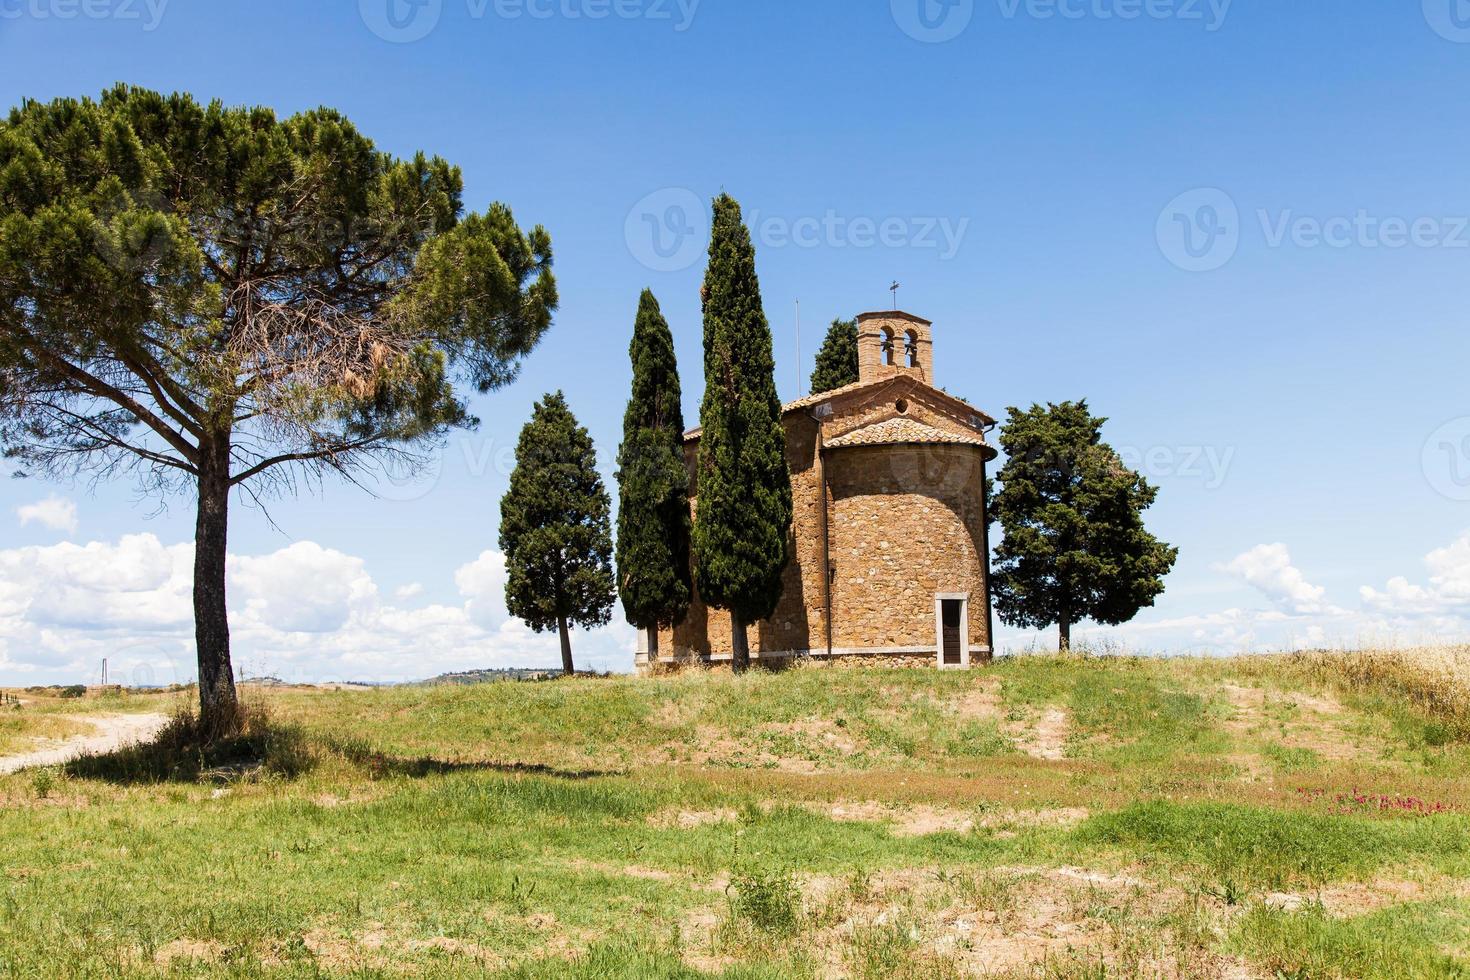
1;647;1468;978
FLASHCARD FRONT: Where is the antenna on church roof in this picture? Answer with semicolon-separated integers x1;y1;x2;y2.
889;281;901;310
794;298;802;397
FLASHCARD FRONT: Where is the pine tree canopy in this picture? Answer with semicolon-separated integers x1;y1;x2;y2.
990;401;1178;649
615;289;692;631
0;85;556;727
809;317;858;394
500;391;616;636
0;85;556;488
691;194;793;629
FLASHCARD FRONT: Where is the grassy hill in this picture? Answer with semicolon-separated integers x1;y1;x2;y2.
1;648;1468;978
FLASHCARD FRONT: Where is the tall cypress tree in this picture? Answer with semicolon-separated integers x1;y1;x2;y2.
990;401;1178;652
692;194;793;673
809;317;859;394
500;391;616;676
615;290;692;657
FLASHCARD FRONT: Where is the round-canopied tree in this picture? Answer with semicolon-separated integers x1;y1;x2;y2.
808;317;858;394
990;401;1178;652
615;290;691;657
691;194;792;673
500;391;615;676
0;86;556;733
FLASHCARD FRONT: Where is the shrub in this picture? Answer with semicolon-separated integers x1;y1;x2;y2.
30;767;58;799
64;701;312;784
727;866;801;935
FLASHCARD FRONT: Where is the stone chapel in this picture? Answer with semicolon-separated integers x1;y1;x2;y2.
637;311;997;674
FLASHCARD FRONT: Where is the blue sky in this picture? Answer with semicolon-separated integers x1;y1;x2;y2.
2;0;1469;685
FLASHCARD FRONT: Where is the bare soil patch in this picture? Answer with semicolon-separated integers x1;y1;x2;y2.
648;806;739;829
1008;707;1071;760
1219;683;1381;761
813;799;1089;837
0;713;169;775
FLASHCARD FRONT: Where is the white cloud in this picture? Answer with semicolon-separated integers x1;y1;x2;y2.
16;496;78;535
0;534;635;687
455;550;510;628
394;582;424;600
230;543;378;633
1216;543;1329;614
1361;531;1470;616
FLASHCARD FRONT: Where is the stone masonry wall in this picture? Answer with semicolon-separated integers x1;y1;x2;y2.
825;443;990;655
648;376;992;674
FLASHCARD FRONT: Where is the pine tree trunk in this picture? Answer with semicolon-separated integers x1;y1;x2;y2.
194;440;239;735
558;613;575;676
1058;617;1072;653
730;612;749;674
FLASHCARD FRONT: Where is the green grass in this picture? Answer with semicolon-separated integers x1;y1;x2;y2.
1075;799;1470;888
1231;901;1470;979
1;651;1468;977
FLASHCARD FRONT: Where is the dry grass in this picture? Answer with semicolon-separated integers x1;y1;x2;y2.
1291;645;1470;737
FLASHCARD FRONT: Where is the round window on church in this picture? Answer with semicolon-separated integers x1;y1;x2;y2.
895;399;909;414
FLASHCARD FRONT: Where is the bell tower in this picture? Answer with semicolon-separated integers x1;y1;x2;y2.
856;311;933;384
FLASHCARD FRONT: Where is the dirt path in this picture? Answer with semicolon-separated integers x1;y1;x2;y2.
0;713;169;775
1010;707;1071;760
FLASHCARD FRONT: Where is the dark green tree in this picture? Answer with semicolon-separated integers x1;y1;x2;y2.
808;317;858;394
0;86;555;733
990;401;1178;652
691;194;792;672
500;391;616;676
615;290;691;657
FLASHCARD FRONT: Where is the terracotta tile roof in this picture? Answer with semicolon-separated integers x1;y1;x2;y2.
824;416;988;449
683;376;994;442
781;377;890;412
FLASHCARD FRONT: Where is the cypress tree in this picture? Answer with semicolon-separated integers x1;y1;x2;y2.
990;401;1179;652
499;392;616;676
615;290;692;656
809;318;859;394
691;194;793;673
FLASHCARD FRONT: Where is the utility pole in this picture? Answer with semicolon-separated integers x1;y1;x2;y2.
101;657;107;686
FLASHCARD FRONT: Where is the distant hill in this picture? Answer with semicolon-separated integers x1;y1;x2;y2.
419;668;560;686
